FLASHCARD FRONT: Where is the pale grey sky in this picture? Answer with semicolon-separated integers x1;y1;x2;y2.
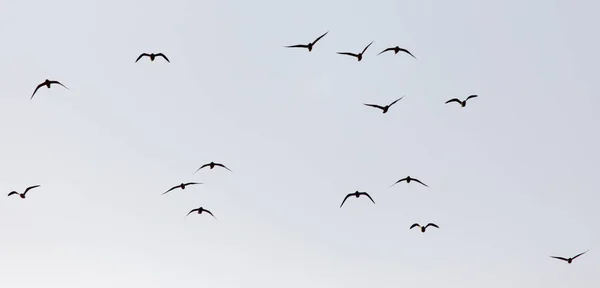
0;0;599;287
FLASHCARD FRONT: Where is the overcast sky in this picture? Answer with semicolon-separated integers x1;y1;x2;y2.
0;0;599;287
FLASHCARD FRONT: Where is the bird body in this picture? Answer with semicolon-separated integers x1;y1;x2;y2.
445;95;478;107
337;41;374;62
340;191;375;208
8;185;41;199
410;223;439;233
136;53;170;63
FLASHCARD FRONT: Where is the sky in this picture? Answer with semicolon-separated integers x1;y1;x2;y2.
0;0;599;287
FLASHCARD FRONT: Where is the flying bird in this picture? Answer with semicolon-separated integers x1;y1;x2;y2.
163;182;202;195
550;250;589;264
337;41;374;62
8;185;41;199
390;176;429;187
284;31;329;52
194;162;232;174
377;46;416;59
410;223;439;233
340;191;375;208
135;53;170;63
445;95;478;107
363;96;404;114
30;79;69;99
186;207;217;219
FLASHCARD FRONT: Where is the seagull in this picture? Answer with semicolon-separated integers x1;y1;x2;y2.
445;95;478;107
550;250;589;264
186;207;217;219
284;31;329;52
390;176;429;188
30;79;69;99
193;162;232;174
340;191;375;208
410;223;439;233
162;182;202;195
135;53;170;63
8;185;41;199
377;46;416;59
363;96;404;114
337;41;374;62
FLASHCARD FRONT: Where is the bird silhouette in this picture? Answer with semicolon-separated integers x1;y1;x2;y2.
363;96;404;114
410;223;439;233
285;31;329;52
135;53;170;63
30;79;69;99
186;207;217;219
162;182;202;195
377;46;416;59
340;191;375;208
550;250;589;264
390;176;429;187
8;185;41;199
337;41;374;62
194;162;232;174
445;95;478;107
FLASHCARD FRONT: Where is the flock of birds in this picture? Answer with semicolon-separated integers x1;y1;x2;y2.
13;29;589;266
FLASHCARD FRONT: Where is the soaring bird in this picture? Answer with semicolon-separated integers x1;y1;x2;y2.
337;41;374;62
377;46;416;59
163;182;202;195
186;207;217;219
445;95;478;107
410;223;439;233
284;31;329;52
550;250;589;264
390;176;428;188
340;191;375;208
8;185;41;199
30;79;69;99
194;162;232;174
135;53;170;63
363;96;404;114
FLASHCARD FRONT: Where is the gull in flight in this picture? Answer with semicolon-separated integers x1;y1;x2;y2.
186;207;217;219
377;46;416;59
30;79;69;99
445;95;478;107
194;162;232;174
363;96;404;114
284;31;329;52
8;185;41;199
390;176;429;188
135;53;170;63
162;182;202;195
410;223;439;233
337;41;374;62
340;191;375;208
550;250;589;264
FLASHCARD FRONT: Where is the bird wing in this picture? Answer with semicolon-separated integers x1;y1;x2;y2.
445;98;461;104
30;82;45;99
377;47;394;55
135;53;150;63
156;53;170;62
215;163;232;172
184;182;202;186
413;178;429;187
193;163;210;174
339;194;352;208
7;191;19;197
311;31;329;45
572;250;589;260
359;192;375;204
398;48;417;59
337;52;359;58
162;185;180;195
363;103;385;111
285;44;309;49
23;185;40;195
186;208;200;217
388;96;405;107
390;177;408;187
550;256;569;261
203;209;217;219
361;41;374;54
49;81;69;90
425;223;439;229
409;223;421;229
465;95;478;101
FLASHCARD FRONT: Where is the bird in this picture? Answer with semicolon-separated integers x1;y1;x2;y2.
284;31;329;52
186;207;217;219
340;191;375;208
550;250;589;264
337;41;374;62
135;53;170;63
8;185;41;199
445;95;478;107
377;46;416;59
30;79;69;99
410;223;439;233
390;176;429;188
363;96;404;114
162;182;202;195
193;162;232;174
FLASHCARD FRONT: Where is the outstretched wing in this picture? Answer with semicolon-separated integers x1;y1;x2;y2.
359;192;375;204
193;163;210;174
572;250;589;260
413;178;429;187
409;223;421;229
390;177;408;187
285;44;309;49
361;41;374;54
23;185;40;195
388;96;405;107
203;209;217;219
162;185;180;195
465;95;478;101
184;182;202;187
445;98;462;105
311;31;329;45
30;82;45;99
215;163;232;172
156;53;170;63
550;256;569;262
135;53;150;63
425;223;439;229
363;103;385;111
339;194;352;208
377;47;394;55
398;48;417;59
186;208;200;217
49;81;69;90
337;52;359;58
7;191;19;197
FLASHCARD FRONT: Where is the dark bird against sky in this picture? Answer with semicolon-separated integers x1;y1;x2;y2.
550;250;589;264
135;53;170;63
30;79;68;99
8;185;41;199
284;31;329;52
163;182;202;195
410;223;439;233
363;96;404;114
377;46;416;59
390;176;429;187
194;162;232;174
337;41;374;62
445;95;478;107
186;207;217;219
340;191;375;208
